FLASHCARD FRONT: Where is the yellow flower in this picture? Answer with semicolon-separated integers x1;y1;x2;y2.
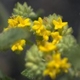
36;31;62;52
43;68;58;79
52;53;70;70
32;17;45;35
8;18;18;27
37;41;56;52
51;32;62;44
60;58;71;73
11;39;26;51
43;52;71;79
17;16;31;27
40;29;51;41
53;17;68;30
8;16;31;28
47;53;61;68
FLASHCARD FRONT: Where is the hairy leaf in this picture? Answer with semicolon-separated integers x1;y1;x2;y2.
0;27;30;50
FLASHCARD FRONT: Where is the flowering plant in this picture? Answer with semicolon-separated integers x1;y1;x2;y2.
0;2;80;80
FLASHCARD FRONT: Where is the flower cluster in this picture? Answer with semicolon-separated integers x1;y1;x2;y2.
43;52;71;79
4;16;31;51
32;17;67;52
11;39;26;51
1;2;78;80
8;16;30;28
4;14;71;79
29;16;71;79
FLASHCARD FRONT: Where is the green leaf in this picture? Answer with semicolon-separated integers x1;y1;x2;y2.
21;69;35;80
0;27;30;50
0;2;9;29
22;44;46;80
56;73;69;80
12;2;36;18
63;45;80;70
57;35;77;53
57;34;80;76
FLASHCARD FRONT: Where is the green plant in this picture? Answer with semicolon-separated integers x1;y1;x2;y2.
0;2;80;80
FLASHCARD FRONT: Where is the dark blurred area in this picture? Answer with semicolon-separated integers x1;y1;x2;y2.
0;0;80;80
